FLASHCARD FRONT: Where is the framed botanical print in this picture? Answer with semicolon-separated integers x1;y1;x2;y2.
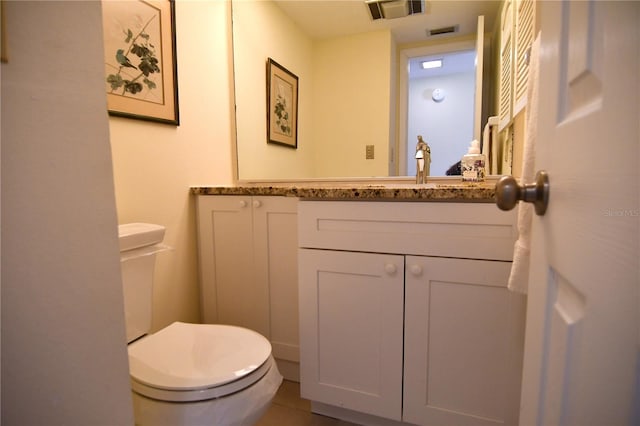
102;0;179;125
266;58;298;148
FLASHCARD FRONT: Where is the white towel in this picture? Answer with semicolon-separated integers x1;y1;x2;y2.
508;33;541;295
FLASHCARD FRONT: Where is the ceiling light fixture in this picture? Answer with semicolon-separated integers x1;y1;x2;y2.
421;59;443;69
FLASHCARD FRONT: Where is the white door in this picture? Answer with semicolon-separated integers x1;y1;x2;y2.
519;2;639;425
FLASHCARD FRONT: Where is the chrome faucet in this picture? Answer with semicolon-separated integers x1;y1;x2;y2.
415;135;431;184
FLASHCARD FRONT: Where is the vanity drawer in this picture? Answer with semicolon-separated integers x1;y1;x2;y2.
298;201;517;261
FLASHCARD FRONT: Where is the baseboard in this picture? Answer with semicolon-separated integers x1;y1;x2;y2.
275;358;299;382
311;401;407;426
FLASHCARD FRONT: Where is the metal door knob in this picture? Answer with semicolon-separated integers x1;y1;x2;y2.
495;170;550;216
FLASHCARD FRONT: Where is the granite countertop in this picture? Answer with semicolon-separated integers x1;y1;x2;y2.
191;181;497;202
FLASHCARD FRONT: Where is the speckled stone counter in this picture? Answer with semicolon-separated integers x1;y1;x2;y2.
191;181;497;202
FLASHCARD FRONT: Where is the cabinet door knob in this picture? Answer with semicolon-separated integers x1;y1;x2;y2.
409;264;423;276
253;199;262;208
384;263;397;275
239;200;248;208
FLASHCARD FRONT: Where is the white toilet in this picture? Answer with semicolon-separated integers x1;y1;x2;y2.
119;223;282;426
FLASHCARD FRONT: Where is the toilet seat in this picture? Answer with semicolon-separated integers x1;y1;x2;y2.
128;322;273;403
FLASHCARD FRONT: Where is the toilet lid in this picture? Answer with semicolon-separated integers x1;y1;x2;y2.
128;322;272;391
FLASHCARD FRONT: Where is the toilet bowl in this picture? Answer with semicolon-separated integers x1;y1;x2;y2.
129;322;282;426
119;223;282;425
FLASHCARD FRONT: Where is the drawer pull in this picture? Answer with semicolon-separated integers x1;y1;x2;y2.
385;263;397;275
239;200;248;208
253;199;262;208
409;264;423;276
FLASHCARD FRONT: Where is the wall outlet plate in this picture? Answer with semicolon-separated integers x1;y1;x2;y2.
366;145;375;159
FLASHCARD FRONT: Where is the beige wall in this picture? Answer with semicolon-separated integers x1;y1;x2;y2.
233;0;317;180
233;1;395;180
313;30;394;178
110;0;235;331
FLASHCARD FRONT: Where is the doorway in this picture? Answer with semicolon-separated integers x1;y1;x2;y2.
397;16;486;178
405;50;476;177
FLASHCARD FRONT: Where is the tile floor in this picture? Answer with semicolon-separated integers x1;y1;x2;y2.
255;380;358;426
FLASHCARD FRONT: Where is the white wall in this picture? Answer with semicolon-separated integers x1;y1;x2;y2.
407;71;475;176
109;0;235;331
1;1;134;424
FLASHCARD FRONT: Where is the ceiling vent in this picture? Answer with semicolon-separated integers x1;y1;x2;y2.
366;0;424;20
426;25;460;37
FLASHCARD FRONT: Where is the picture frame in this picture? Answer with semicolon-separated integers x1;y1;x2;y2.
102;0;179;125
1;0;8;64
266;58;298;148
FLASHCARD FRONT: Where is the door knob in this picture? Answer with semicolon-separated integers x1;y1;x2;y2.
495;170;549;216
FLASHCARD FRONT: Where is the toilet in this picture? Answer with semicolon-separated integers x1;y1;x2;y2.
119;223;282;426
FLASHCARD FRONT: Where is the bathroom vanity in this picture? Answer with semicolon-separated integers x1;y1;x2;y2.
194;182;525;425
297;200;524;426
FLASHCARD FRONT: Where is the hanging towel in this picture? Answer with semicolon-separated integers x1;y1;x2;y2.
508;33;541;295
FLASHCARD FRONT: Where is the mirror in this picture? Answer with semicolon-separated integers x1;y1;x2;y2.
232;0;502;181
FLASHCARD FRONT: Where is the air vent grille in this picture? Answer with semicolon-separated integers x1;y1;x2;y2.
427;25;459;37
365;0;424;20
366;1;383;20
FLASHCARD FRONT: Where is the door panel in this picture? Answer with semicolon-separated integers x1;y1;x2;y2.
403;256;525;426
539;270;586;425
252;196;299;362
521;1;639;424
197;196;258;327
298;249;404;421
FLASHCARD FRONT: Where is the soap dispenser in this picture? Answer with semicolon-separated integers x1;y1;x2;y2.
461;140;486;182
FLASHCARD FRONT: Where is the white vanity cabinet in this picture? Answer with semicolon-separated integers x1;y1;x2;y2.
298;201;525;426
196;195;300;379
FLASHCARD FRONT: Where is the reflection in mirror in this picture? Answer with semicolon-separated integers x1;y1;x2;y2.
405;49;476;177
232;0;501;181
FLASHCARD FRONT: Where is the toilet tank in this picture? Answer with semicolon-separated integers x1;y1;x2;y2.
119;223;166;343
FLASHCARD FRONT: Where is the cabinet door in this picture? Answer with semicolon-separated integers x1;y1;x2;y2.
252;196;299;365
197;196;265;332
197;196;299;366
404;256;526;426
298;249;404;421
